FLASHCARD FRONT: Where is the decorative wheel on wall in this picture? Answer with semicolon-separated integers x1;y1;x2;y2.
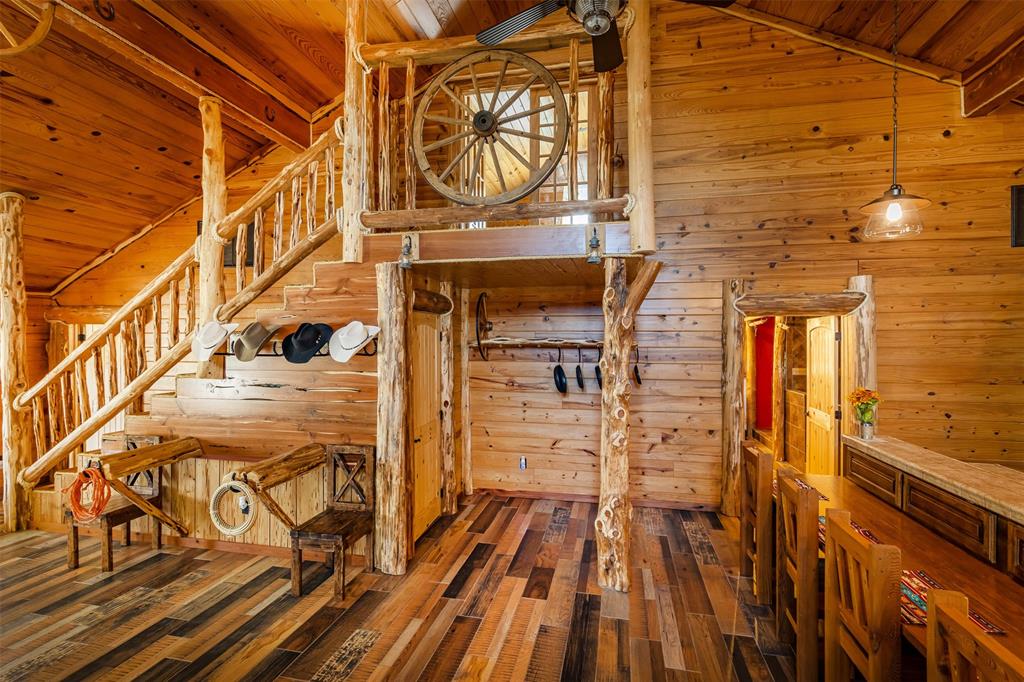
412;49;569;206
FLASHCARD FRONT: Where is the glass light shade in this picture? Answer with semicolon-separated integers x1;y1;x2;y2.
860;185;930;240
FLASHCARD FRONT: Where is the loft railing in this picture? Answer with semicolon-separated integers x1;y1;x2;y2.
16;124;344;489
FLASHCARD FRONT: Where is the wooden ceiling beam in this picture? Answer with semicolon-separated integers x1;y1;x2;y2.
961;38;1024;118
41;0;310;150
711;4;962;87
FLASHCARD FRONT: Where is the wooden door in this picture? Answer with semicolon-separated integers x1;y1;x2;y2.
410;310;442;540
806;316;840;475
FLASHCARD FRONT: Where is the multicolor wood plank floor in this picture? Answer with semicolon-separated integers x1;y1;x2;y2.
0;495;794;680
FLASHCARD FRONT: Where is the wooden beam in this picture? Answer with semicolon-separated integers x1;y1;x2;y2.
712;4;961;87
841;275;877;437
734;292;866;318
962;39;1024;117
626;0;655;254
412;288;454;315
48;0;309;149
240;443;325;492
439;281;457;515
341;0;367;264
107;477;188;536
44;305;119;324
375;262;409;574
721;278;749;517
771;318;786;461
196;96;227;379
622;259;662;322
361;197;630;231
1;192;32;531
98;436;202;478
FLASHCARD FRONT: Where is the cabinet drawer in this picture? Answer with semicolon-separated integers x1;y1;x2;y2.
902;476;997;563
1007;521;1024;582
843;448;902;507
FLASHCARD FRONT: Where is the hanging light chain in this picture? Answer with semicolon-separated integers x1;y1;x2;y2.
891;0;900;188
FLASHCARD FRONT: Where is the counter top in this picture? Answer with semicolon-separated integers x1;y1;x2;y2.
842;435;1024;525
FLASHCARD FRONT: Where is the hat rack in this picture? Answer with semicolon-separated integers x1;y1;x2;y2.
213;337;379;359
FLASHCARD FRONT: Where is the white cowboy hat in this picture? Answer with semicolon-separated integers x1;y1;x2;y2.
191;320;239;361
329;320;380;363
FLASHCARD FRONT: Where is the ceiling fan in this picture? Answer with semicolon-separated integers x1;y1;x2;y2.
476;0;736;73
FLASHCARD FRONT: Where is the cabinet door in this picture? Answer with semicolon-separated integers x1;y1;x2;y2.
806;316;839;475
411;311;442;540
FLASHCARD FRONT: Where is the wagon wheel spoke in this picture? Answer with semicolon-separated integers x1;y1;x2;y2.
439;82;476;118
496;135;538;173
439;136;480;182
468;63;485;113
486;137;507;194
489;58;509;111
0;21;17;46
498;102;555;125
492;75;538;119
423;114;475;128
423;129;476;153
496;126;555;144
468;138;485;196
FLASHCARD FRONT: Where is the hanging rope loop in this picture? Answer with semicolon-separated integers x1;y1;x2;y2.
62;467;112;523
209;474;257;536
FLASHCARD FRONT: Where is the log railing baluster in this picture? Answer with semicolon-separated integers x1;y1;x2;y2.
389;101;400;211
32;396;47;457
404;57;416;210
253;206;265;278
184;265;196;334
62;372;75;436
324;145;336;220
152;292;162;360
92;346;105;407
167;278;179;346
273;190;285;261
46;383;60;445
377;61;390;211
307;160;319;235
107;333;119;396
134;307;146;375
74;357;90;423
568;38;580;202
290;176;302;248
235;223;247;293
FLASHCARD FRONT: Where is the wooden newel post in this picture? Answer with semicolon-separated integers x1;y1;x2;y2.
197;96;227;379
626;0;655;254
1;192;33;531
375;262;409;574
439;281;457;515
596;257;661;592
341;0;368;264
721;278;748;516
841;274;876;436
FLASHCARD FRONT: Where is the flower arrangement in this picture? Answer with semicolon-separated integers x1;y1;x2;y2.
849;387;881;425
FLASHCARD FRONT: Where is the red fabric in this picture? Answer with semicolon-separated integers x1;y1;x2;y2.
754;317;775;431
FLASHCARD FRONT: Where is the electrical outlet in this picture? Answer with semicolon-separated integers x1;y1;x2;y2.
519;456;527;470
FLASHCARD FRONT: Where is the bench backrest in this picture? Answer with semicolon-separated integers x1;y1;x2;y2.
328;445;375;512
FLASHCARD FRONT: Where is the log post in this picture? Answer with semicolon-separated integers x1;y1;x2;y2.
595;257;661;592
1;192;32;531
375;262;409;574
459;288;472;495
626;0;655;254
743;322;756;438
596;70;615;202
197;96;227;379
341;0;367;263
841;275;876;436
771;317;787;461
439;281;457;515
721;278;748;516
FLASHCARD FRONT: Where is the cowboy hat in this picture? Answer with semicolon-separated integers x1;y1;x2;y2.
233;321;280;362
192;320;239;361
282;322;333;364
329;320;380;363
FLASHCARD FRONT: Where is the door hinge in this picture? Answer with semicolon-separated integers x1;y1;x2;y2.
835;331;842;341
439;487;444;498
834;409;842;420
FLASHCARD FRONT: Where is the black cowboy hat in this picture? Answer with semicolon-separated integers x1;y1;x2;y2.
282;322;333;364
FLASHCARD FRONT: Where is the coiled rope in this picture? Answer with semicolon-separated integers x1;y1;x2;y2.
209;474;257;536
62;467;112;523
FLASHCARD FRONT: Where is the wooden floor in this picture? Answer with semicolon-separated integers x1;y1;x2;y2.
0;495;794;681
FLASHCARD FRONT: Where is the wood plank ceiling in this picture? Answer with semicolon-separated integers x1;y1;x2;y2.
2;0;1020;292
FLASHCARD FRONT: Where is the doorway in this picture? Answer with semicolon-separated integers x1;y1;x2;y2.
410;310;442;540
805;316;841;475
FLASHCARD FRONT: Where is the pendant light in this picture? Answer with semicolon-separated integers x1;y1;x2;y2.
860;0;930;240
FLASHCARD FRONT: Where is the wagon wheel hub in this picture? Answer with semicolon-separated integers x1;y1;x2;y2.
472;110;498;137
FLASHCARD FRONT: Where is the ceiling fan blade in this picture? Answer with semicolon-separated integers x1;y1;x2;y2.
476;0;565;46
591;19;623;73
679;0;737;7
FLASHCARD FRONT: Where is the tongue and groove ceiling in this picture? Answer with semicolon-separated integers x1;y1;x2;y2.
1;0;1020;293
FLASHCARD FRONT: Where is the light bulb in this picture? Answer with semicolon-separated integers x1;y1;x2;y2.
884;201;903;222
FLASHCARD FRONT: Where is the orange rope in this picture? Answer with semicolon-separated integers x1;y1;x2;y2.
62;467;111;523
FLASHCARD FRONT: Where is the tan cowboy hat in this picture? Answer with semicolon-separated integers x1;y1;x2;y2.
192;320;239;361
233;322;280;362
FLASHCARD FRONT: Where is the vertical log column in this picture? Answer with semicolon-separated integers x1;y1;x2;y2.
841;275;876;435
439;281;457;515
626;0;655;254
459;289;473;496
596;71;615;201
341;0;367;264
1;192;32;530
721;278;748;516
375;262;409;574
771;317;787;461
596;258;661;592
196;96;227;379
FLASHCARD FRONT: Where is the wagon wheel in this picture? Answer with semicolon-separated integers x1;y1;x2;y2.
475;292;492;360
413;49;569;206
0;1;55;58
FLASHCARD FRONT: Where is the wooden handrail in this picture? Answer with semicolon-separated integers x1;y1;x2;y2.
14;247;195;410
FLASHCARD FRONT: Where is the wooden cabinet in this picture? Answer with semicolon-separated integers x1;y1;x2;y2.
902;475;997;563
843;448;902;507
1007;521;1024;582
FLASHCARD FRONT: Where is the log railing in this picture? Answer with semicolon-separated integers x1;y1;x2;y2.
16;124;344;489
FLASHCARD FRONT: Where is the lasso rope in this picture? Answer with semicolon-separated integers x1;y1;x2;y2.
209;474;257;537
62;467;111;523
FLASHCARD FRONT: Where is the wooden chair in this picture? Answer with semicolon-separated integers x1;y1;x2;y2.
66;468;162;572
740;441;773;605
291;445;375;598
927;590;1024;682
775;463;822;682
824;508;902;682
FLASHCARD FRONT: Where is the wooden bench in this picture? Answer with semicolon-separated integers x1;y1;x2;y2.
66;469;161;572
291;445;375;598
